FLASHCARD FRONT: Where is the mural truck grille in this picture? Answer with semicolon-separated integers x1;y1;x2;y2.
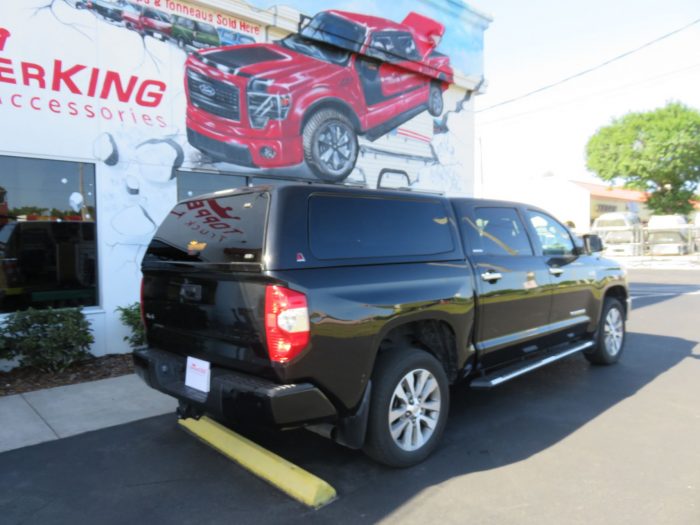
186;69;241;121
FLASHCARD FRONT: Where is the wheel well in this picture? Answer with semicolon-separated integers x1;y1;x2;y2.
378;320;458;383
605;285;628;316
301;99;361;135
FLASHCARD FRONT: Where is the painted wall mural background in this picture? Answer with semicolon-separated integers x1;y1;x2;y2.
0;0;488;352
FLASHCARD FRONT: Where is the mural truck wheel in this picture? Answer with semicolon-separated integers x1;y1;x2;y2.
428;82;444;117
303;109;358;182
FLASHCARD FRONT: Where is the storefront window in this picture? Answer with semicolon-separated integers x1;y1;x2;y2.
0;156;97;312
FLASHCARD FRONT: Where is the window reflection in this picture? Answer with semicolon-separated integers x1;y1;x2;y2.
176;170;246;201
0;156;97;312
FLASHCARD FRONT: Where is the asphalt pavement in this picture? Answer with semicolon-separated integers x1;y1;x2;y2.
1;268;699;525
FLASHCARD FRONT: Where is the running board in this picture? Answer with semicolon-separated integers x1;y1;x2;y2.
469;340;595;389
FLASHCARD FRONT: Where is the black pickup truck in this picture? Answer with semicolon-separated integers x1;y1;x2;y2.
135;184;629;467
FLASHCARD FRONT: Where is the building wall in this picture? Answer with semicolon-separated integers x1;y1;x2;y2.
590;197;650;222
0;0;489;360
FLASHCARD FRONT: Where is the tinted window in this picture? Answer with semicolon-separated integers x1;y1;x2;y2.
197;22;218;35
526;211;575;256
123;3;142;14
394;33;420;60
281;35;351;66
179;18;195;30
300;12;366;52
308;194;454;260
462;207;533;256
369;31;419;62
146;191;268;264
648;231;686;244
0;156;97;312
595;219;626;227
177;170;247;201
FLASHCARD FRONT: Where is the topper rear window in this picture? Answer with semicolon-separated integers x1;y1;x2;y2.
145;191;269;264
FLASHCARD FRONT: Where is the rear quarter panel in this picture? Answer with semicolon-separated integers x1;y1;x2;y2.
270;262;475;412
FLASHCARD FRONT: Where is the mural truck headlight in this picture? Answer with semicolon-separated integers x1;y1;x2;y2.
247;78;292;129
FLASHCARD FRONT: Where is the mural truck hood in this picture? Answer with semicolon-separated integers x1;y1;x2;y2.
198;43;346;89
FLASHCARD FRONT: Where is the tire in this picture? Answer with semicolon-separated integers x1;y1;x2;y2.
178;37;187;50
363;348;449;468
584;297;626;365
427;82;444;117
302;109;358;182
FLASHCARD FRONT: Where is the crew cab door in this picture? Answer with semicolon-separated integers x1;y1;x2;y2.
454;203;553;368
523;210;595;342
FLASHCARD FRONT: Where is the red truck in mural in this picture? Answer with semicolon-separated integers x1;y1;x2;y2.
185;10;452;181
122;4;173;40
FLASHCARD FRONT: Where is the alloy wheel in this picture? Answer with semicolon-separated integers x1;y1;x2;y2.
315;122;356;176
603;307;624;356
388;368;441;452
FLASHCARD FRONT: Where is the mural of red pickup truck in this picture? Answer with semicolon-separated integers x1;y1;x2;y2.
184;10;452;181
122;4;173;40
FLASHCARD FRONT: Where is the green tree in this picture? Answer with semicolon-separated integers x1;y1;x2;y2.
586;102;700;215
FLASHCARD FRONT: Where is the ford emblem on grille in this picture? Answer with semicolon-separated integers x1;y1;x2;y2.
198;82;216;98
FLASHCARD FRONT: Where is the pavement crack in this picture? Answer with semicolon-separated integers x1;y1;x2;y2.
21;395;60;439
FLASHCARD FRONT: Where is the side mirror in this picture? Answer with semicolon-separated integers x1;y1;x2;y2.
583;234;604;253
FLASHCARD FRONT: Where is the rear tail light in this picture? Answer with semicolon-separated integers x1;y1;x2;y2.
264;285;309;363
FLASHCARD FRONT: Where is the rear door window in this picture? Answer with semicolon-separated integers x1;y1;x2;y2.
308;194;454;260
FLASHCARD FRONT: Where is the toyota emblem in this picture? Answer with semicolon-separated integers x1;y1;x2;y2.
198;82;216;97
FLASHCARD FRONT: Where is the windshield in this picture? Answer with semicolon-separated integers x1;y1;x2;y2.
300;12;366;53
604;231;634;244
647;231;686;244
219;29;255;44
595;219;626;228
198;22;218;36
281;34;351;65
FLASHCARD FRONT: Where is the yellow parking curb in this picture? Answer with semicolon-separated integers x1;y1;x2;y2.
178;416;337;508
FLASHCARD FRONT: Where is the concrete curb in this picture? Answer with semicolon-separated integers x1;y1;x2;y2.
180;416;337;508
0;374;176;454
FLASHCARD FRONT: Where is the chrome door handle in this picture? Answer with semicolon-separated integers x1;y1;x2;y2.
481;271;502;282
549;267;564;276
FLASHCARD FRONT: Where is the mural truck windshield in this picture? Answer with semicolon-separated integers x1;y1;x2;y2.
299;12;366;52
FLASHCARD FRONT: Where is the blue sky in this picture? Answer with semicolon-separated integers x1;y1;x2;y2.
472;0;700;200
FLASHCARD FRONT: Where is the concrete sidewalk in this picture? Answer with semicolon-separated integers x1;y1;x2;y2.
0;374;176;453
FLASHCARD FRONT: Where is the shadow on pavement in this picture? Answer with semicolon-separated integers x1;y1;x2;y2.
0;332;695;525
